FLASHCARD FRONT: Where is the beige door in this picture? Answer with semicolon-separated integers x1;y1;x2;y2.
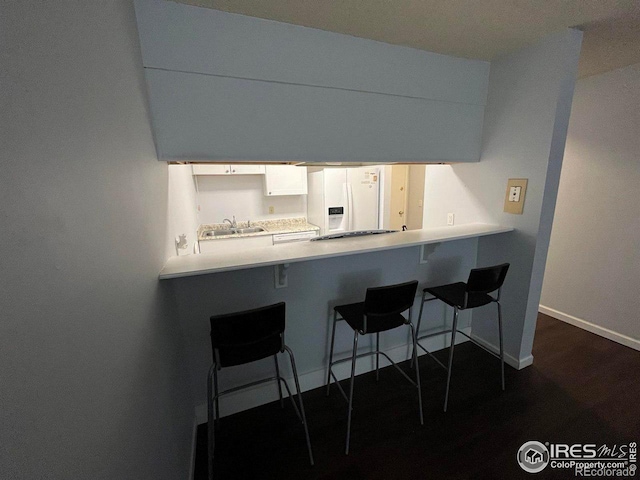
405;165;425;230
389;165;408;230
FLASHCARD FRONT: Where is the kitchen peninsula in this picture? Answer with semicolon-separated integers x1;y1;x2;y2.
160;223;513;279
162;222;513;420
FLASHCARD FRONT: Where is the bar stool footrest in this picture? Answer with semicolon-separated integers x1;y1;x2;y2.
327;349;419;405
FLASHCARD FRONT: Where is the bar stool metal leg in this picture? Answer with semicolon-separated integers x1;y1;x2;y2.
375;332;380;381
443;307;459;413
497;301;505;391
213;366;220;423
411;291;427;368
284;346;315;466
408;319;424;425
345;330;359;455
326;310;338;396
207;365;215;480
274;355;284;407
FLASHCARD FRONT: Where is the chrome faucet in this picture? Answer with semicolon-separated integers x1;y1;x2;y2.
223;216;237;229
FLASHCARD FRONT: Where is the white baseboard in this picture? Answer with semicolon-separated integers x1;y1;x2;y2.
467;332;533;370
539;305;640;352
187;416;198;480
195;327;472;424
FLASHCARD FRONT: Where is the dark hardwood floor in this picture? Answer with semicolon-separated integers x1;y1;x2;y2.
194;314;640;479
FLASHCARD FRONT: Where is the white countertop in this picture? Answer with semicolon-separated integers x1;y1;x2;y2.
160;223;514;280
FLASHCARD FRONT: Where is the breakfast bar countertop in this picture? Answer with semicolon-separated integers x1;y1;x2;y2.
161;223;514;280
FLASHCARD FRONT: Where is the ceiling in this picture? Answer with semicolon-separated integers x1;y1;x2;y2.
176;0;640;78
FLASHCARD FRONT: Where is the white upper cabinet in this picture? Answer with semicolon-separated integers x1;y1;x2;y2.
263;166;308;196
134;0;489;163
192;164;228;175
192;165;265;175
232;165;266;174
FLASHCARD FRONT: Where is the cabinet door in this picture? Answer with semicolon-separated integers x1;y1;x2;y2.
192;164;230;175
192;164;265;175
264;166;308;196
230;165;266;174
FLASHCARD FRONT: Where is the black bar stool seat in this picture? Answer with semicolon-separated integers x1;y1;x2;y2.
334;302;408;333
424;282;496;310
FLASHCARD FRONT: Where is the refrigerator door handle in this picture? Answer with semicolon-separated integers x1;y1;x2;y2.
347;183;354;231
343;182;350;231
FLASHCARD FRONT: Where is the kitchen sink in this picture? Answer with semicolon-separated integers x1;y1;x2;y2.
235;227;266;234
202;226;266;237
203;229;235;237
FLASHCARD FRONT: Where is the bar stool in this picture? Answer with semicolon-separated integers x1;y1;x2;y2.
207;302;313;480
326;280;423;454
413;263;510;412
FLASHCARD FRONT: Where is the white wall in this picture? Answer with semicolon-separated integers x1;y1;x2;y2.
167;165;200;256
196;175;307;225
421;30;583;366
0;2;193;479
540;63;640;348
422;164;490;228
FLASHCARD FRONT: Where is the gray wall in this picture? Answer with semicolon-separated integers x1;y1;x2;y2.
0;2;193;479
472;30;583;364
420;30;583;366
540;63;640;348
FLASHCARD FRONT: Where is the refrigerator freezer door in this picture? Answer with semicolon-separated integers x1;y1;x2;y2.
346;167;380;231
324;169;348;233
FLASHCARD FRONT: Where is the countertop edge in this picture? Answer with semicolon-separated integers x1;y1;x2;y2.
160;223;514;280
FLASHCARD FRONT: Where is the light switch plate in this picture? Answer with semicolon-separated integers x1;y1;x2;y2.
504;178;528;214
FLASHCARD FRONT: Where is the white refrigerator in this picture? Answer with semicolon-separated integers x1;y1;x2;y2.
307;167;380;236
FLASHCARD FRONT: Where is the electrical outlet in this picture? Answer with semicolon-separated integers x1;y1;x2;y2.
269;206;275;214
447;213;455;226
509;186;521;202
